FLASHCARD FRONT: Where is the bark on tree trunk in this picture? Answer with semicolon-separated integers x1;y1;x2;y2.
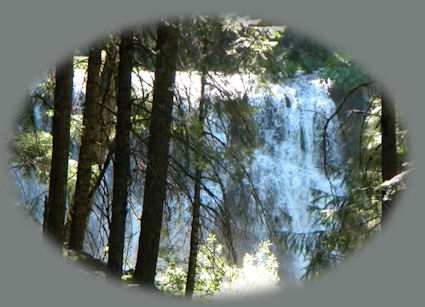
68;44;102;252
133;23;179;286
44;56;73;245
97;42;119;162
185;71;206;298
107;33;133;277
381;93;398;224
221;202;238;265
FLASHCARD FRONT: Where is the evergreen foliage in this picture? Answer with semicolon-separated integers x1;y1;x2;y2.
7;13;410;298
155;234;279;300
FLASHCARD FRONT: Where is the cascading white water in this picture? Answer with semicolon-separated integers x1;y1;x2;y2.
124;70;348;278
13;69;346;280
249;72;346;278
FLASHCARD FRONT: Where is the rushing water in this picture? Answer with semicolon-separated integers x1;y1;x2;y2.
248;72;346;278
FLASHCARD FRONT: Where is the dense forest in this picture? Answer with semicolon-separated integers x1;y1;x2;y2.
8;14;410;300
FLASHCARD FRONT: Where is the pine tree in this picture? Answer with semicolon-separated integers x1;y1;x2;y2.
107;32;133;277
44;56;74;245
68;44;102;252
381;93;398;224
133;22;179;286
185;69;207;298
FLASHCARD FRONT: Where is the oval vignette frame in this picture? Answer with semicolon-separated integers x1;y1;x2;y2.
0;1;423;307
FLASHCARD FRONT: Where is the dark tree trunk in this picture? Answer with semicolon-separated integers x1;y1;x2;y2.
221;201;238;265
68;44;102;252
185;168;202;297
381;93;398;223
133;23;179;286
44;56;73;245
107;33;133;277
185;71;206;298
42;196;49;233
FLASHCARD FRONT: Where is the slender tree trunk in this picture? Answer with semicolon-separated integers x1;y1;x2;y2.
64;42;117;244
107;33;133;277
381;93;398;224
44;56;73;245
133;23;179;286
42;196;49;233
97;42;119;162
185;71;206;298
68;44;102;251
221;201;238;264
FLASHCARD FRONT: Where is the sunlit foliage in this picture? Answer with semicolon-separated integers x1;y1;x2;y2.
155;234;279;300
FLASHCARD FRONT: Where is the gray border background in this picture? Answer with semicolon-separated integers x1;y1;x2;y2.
1;0;423;306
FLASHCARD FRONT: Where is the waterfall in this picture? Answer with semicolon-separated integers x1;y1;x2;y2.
13;69;347;280
248;72;346;278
